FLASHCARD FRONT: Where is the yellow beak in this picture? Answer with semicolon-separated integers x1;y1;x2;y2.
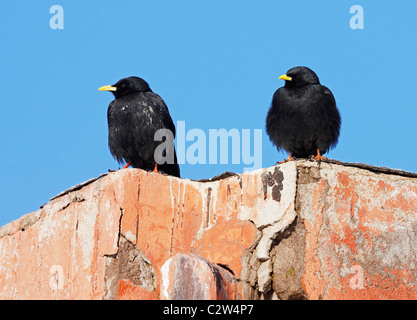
279;74;292;81
98;85;117;92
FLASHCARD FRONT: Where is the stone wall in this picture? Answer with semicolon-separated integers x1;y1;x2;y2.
0;160;416;299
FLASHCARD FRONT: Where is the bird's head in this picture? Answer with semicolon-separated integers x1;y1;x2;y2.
279;66;320;88
99;76;152;99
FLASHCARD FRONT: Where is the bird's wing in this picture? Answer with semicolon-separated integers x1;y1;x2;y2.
317;85;341;149
146;93;176;137
128;93;177;168
144;93;180;177
107;100;115;123
321;85;336;100
107;100;126;164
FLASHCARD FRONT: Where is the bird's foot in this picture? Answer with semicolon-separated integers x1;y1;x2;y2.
152;163;159;173
311;155;328;161
278;153;294;164
311;149;327;161
278;158;294;164
108;162;131;172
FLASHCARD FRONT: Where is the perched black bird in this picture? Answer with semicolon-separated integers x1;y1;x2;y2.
266;66;341;163
99;76;180;177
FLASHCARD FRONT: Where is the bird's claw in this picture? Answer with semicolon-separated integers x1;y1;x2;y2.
278;153;295;164
310;154;328;161
278;158;294;164
310;149;328;162
108;162;131;172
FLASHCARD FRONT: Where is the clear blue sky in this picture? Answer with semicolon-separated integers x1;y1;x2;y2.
1;1;417;226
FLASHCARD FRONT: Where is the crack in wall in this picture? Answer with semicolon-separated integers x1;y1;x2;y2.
101;187;157;299
206;187;212;228
103;235;156;300
240;164;312;300
117;207;124;251
241;215;308;300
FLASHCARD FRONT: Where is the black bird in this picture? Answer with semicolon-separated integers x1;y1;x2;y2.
99;76;180;177
266;66;341;163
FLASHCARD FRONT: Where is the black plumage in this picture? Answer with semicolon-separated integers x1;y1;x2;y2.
99;76;180;177
266;66;341;162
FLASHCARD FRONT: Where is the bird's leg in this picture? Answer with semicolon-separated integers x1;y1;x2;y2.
312;149;328;161
108;162;131;172
278;152;294;164
152;163;159;173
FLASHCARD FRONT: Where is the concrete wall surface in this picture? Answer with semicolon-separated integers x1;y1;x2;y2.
0;160;416;299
